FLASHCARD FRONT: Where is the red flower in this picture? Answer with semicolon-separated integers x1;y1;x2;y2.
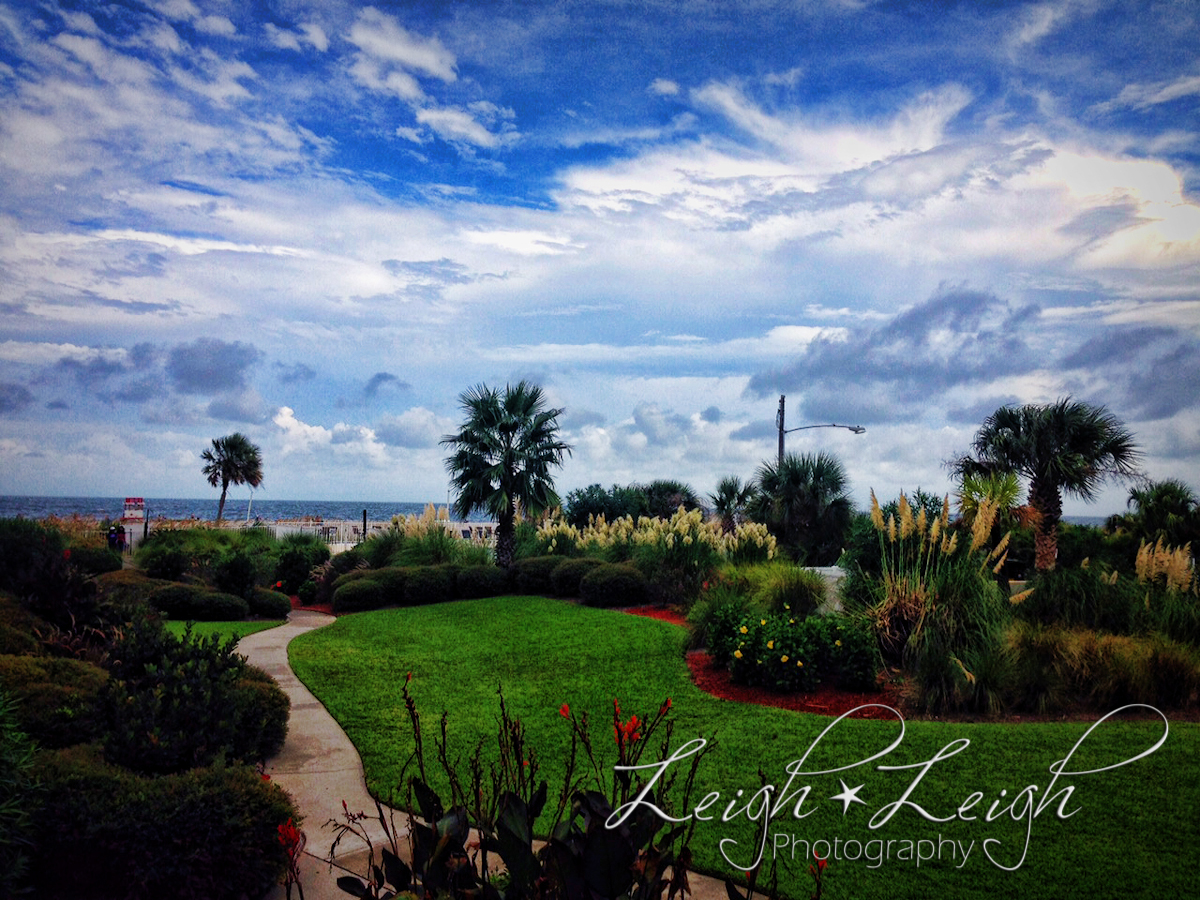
559;702;570;718
659;697;672;716
62;549;71;560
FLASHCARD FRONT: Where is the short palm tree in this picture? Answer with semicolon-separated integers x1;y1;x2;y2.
748;452;853;565
201;433;264;523
441;381;572;568
709;475;755;534
952;399;1141;571
1108;478;1199;551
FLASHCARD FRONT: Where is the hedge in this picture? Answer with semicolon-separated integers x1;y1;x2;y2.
149;584;250;621
549;557;604;597
0;655;108;748
513;555;562;595
31;744;297;900
579;563;649;608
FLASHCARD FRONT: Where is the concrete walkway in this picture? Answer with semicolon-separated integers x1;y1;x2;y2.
238;610;405;900
238;610;734;900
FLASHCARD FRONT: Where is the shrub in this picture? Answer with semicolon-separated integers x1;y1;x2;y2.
1006;622;1200;712
0;691;38;899
274;533;331;593
549;557;604;597
137;542;192;581
249;586;293;619
213;550;258;599
751;564;829;617
149;584;250;621
312;548;367;604
64;545;123;576
579;563;649;608
457;564;512;599
0;655;108;748
1015;563;1142;633
104;618;286;773
333;578;389;614
513;555;562;595
332;567;377;592
93;569;175;608
359;527;408;568
31;743;297;900
404;565;457;606
0;594;41;656
727;613;878;692
296;579;318;606
235;666;291;760
687;576;755;663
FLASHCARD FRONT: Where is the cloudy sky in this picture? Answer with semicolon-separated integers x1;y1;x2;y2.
2;0;1198;516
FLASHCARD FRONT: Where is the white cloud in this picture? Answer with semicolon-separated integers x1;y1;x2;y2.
417;106;511;148
266;23;328;53
348;8;457;83
274;406;333;455
648;78;679;96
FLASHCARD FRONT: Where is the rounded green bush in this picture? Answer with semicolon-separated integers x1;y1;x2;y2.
579;563;649;608
457;564;512;598
31;744;297;900
0;594;41;656
332;568;376;592
249;586;293;619
404;565;457;606
65;545;123;576
370;567;410;604
0;655;108;748
274;534;331;594
549;557;604;597
149;584;249;621
0;691;37;898
513;555;562;595
234;667;290;759
332;578;388;613
94;569;175;607
213;550;258;599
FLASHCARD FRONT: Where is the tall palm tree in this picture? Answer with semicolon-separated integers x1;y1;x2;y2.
748;452;853;565
441;381;572;568
952;399;1141;571
709;475;755;534
201;433;264;523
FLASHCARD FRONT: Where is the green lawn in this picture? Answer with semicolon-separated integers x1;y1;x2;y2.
163;619;285;642
289;596;1198;900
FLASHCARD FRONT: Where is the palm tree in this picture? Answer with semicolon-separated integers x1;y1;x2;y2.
201;433;264;523
748;452;853;565
709;475;755;534
1108;478;1200;551
952;399;1141;571
441;381;572;568
640;479;703;520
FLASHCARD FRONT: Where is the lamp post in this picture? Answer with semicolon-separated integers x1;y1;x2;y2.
776;395;865;465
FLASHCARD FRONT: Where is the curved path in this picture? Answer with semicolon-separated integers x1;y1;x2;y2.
239;609;730;900
238;610;405;900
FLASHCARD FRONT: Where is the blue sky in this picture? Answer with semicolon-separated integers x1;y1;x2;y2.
1;0;1198;515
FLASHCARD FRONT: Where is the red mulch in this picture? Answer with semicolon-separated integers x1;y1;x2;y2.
289;595;333;615
623;605;902;720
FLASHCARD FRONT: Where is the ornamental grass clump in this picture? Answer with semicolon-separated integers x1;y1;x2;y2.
862;490;1015;714
1135;538;1200;645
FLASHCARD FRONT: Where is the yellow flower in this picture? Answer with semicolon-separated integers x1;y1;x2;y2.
835;640;842;647
740;625;748;634
781;655;789;663
789;618;795;625
767;640;774;650
734;650;743;659
797;660;804;667
761;619;767;626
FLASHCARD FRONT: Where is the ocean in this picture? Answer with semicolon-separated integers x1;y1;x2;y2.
0;496;490;523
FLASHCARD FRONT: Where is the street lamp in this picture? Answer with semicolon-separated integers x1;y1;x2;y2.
776;395;865;465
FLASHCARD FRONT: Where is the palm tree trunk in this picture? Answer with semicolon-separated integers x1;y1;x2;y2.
495;519;515;568
217;480;229;524
1030;476;1062;572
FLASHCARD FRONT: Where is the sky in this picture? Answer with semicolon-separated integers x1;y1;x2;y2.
1;0;1198;517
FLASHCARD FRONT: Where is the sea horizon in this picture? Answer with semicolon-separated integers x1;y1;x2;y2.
0;495;491;523
0;493;1112;528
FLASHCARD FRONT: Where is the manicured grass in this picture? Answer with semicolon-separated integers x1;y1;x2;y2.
163;619;285;642
289;596;1199;900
